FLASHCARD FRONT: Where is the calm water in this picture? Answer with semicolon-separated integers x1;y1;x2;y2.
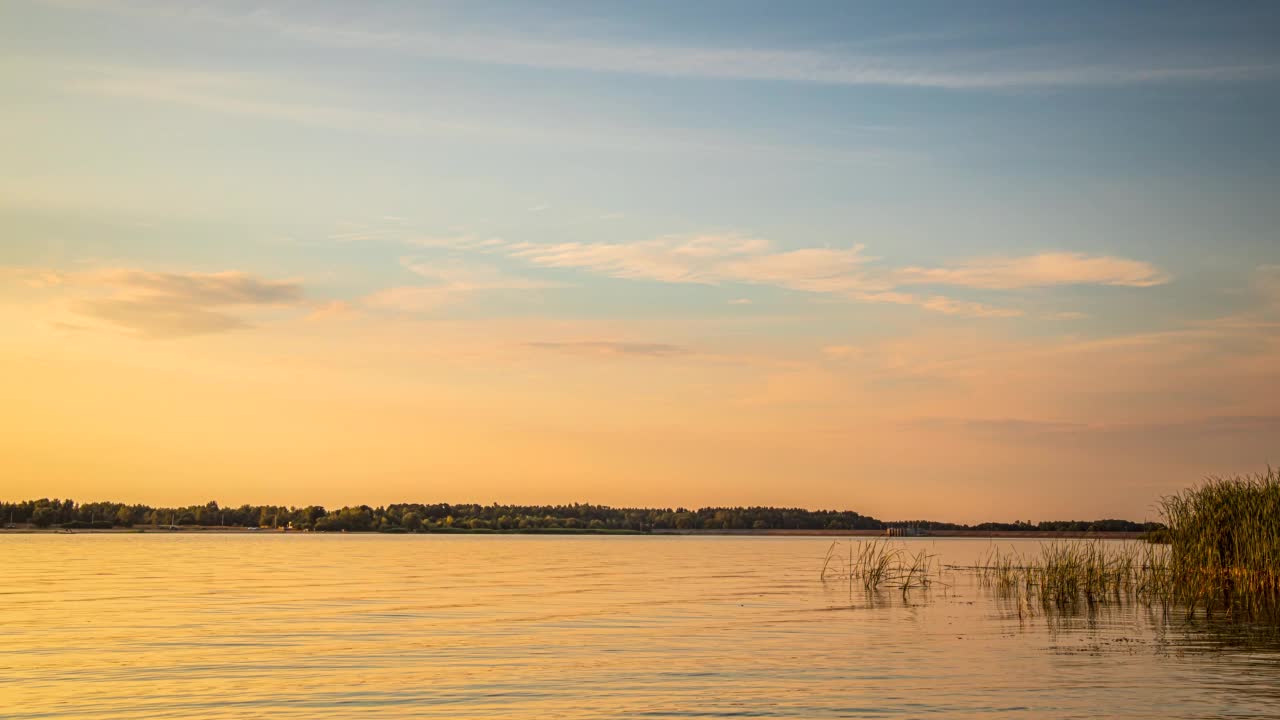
3;535;1277;719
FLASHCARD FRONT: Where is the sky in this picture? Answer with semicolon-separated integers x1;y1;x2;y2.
2;0;1279;523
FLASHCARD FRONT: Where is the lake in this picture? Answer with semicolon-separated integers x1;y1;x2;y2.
2;535;1277;718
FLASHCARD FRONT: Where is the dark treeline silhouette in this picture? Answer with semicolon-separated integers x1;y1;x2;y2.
0;498;1161;534
890;518;1163;533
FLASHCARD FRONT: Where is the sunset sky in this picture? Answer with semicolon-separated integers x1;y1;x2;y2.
3;1;1278;522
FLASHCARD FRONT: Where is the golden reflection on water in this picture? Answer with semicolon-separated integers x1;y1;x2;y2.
2;535;1277;718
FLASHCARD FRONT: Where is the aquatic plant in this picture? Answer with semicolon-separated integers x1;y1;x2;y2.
1160;468;1280;620
820;539;940;595
965;470;1280;624
974;541;1158;609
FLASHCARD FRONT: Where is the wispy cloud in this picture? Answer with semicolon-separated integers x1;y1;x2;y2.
893;253;1169;289
306;299;356;322
911;414;1280;441
822;345;862;359
361;259;560;314
400;259;558;291
526;341;688;358
78;297;250;336
716;246;876;294
361;286;460;314
910;417;1088;435
18;57;905;163
1254;265;1280;308
444;233;1166;317
896;294;1024;318
1190;265;1280;332
54;62;456;136
46;0;1280;90
13;267;305;338
96;269;301;305
0;268;67;289
508;234;774;284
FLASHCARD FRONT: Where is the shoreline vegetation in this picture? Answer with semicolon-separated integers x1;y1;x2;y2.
0;498;1160;536
819;469;1280;624
0;525;1149;538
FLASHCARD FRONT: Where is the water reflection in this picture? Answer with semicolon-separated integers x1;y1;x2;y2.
2;535;1277;719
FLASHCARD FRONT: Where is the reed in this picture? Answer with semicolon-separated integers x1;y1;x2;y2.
819;469;1279;624
976;541;1161;610
820;539;940;595
971;469;1279;623
1160;468;1280;619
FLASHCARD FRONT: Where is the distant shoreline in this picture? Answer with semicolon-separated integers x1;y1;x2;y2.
3;499;1162;535
0;526;1145;539
651;528;1146;539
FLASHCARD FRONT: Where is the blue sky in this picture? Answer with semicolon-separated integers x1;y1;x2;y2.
2;1;1278;519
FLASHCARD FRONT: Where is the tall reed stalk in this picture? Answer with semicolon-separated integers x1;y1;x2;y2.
971;469;1279;623
821;539;939;596
1160;468;1280;619
820;469;1278;624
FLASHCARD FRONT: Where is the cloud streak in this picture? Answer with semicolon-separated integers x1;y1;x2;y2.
893;253;1169;289
910;414;1280;441
33;59;886;164
56;62;462;136
77;297;253;337
96;269;302;305
72;269;301;338
508;235;775;284
451;233;1167;317
525;341;689;358
361;259;560;314
4;267;303;338
46;0;1280;90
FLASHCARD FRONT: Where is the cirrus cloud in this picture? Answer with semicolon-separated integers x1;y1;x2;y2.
507;234;772;284
4;266;303;338
361;259;562;314
466;233;1167;318
59;269;303;338
49;1;1280;91
525;341;689;358
893;252;1169;289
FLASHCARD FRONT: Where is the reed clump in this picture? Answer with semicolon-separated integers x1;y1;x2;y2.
821;539;939;595
976;541;1170;611
1160;468;1280;620
970;469;1280;623
819;469;1279;624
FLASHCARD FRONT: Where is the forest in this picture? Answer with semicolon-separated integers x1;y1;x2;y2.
0;498;1160;534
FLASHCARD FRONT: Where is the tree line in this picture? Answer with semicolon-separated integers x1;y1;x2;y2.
890;518;1163;533
1;498;1160;533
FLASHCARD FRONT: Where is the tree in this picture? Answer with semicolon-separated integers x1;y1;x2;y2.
401;512;422;531
31;506;55;528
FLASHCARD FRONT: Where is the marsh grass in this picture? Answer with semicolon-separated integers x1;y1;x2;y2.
818;470;1279;624
821;539;942;596
960;470;1279;624
968;541;1171;615
1160;468;1280;620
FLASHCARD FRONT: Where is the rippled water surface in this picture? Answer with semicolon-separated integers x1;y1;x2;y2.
3;535;1278;718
